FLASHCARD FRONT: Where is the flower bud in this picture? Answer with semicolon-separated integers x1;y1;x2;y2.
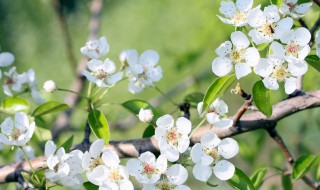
138;108;154;123
43;80;56;92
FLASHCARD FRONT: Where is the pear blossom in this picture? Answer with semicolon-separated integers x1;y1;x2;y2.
138;108;154;123
247;5;293;45
120;49;163;94
26;68;45;104
197;99;233;128
0;52;14;67
0;112;35;146
316;29;320;58
126;151;167;184
2;67;27;96
81;37;109;59
217;0;256;27
43;80;57;92
191;132;239;181
82;58;123;87
212;31;260;79
82;139;106;171
14;146;35;162
154;115;191;162
142;164;190;190
279;0;312;19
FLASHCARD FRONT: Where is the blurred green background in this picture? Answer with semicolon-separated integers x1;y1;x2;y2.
0;0;319;189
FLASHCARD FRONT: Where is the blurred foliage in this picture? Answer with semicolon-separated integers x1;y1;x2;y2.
0;0;319;189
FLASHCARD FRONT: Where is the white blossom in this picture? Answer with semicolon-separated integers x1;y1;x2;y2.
0;112;35;146
26;69;45;104
2;67;27;96
191;132;239;181
82;58;123;87
247;5;293;45
279;0;312;19
138;108;154;123
212;31;260;79
81;37;109;59
126;151;167;184
43;80;57;93
0;52;14;67
142;164;190;190
154;115;191;162
217;0;256;27
14;146;35;162
197;99;233;128
121;49;163;94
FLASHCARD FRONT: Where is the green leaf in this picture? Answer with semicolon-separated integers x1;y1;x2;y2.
205;181;218;187
305;55;320;72
257;43;269;51
282;174;293;190
253;80;272;117
83;182;99;190
292;154;320;181
122;99;160;123
297;0;311;4
270;0;283;6
202;74;236;112
251;167;268;189
316;163;320;181
32;101;69;117
142;125;155;138
0;97;30;114
60;135;74;152
88;110;110;145
184;92;204;108
227;167;256;190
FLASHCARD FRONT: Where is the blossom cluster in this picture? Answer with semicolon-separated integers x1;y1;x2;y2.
81;38;163;94
0;52;45;103
213;0;313;94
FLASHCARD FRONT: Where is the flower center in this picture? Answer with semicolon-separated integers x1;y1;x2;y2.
54;163;60;172
232;12;247;24
166;128;180;145
205;147;221;165
93;69;108;80
259;23;275;38
273;65;289;82
90;157;104;169
285;41;302;58
143;163;154;174
5;77;15;85
109;168;123;182
10;128;22;140
229;50;244;63
156;182;176;190
287;3;295;10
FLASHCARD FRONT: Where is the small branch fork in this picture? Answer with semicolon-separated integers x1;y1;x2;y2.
232;88;253;127
267;126;320;190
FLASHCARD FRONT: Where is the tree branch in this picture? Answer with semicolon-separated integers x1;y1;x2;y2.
1;90;320;183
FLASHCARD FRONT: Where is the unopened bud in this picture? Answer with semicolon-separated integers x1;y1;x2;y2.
138;108;154;123
43;80;56;93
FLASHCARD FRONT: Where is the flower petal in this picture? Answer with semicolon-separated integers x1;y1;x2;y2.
177;135;190;153
201;132;221;148
263;5;280;23
212;57;233;77
192;163;212;182
14;112;29;131
262;77;279;90
244;47;260;67
218;138;239;159
206;112;220;125
1;117;13;135
0;52;14;67
139;50;159;67
247;7;266;28
126;158;143;176
89;139;105;158
215;41;232;57
176;117;191;135
284;77;297;94
102;149;120;168
88;59;104;72
190;143;203;163
254;58;273;77
231;31;250;50
213;160;235;180
219;1;236;18
294;27;311;46
167;164;188;185
214;118;233;128
235;63;251;79
156;114;174;129
103;58;116;74
294;2;312;15
270;42;285;58
236;0;253;12
45;140;56;158
107;72;123;85
288;60;308;77
156;154;167;173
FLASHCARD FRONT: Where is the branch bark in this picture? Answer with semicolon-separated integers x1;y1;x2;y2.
1;90;320;183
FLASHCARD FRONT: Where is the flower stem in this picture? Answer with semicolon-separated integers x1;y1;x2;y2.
19;146;40;183
189;118;206;138
57;88;89;100
154;86;178;106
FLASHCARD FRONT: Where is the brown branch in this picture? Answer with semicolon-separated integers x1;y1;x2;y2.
1;90;320;183
267;127;320;189
52;0;104;140
313;0;320;7
232;95;252;127
310;17;320;47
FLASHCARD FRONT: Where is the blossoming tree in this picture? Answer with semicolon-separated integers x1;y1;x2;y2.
0;0;320;189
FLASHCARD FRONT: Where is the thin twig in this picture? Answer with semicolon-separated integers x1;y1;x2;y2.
310;17;320;47
267;126;320;190
232;87;253;127
313;0;320;7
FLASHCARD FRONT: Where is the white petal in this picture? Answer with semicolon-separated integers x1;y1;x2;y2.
213;99;228;116
167;164;188;185
236;0;253;12
288;60;308;77
231;31;250;50
156;154;167;173
264;5;280;23
88;59;104;72
119;49;139;66
192;163;212;182
156;114;174;129
31;89;45;104
103;58;116;74
206;112;220;125
142;184;156;190
45;140;56;158
270;42;285;58
14;112;29;131
160;144;179;162
216;15;235;25
262;77;279;90
87;165;108;186
279;4;290;15
102;149;120;168
294;27;311;46
218;138;239;159
215;41;232;57
0;52;14;67
212;57;233;77
280;29;295;44
298;45;310;60
176;117;191;135
275;17;294;40
197;102;204;116
294;2;312;15
0;133;11;145
126;159;143;176
89;139;105;158
201;154;214;166
214;118;233;128
1;117;13;135
107;72;123;85
139;151;156;163
248;29;268;45
82;70;97;83
244;47;260;67
177;135;190;153
213;160;235;180
247;7;266;28
139;50;159;67
284;77;297;94
254;58;273;77
235;63;251;79
219;1;236;18
201;132;221;148
119;179;134;190
190;143;202;163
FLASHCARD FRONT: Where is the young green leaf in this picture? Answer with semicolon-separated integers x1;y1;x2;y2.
202;74;236;112
83;182;99;190
292;154;320;181
297;0;312;4
60;135;74;152
0;97;30;114
142;125;155;138
122;99;160;122
270;0;283;6
305;55;320;73
227;167;256;190
282;174;293;190
253;80;272;117
32;101;69;117
184;92;204;108
251;167;268;189
88;110;110;145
